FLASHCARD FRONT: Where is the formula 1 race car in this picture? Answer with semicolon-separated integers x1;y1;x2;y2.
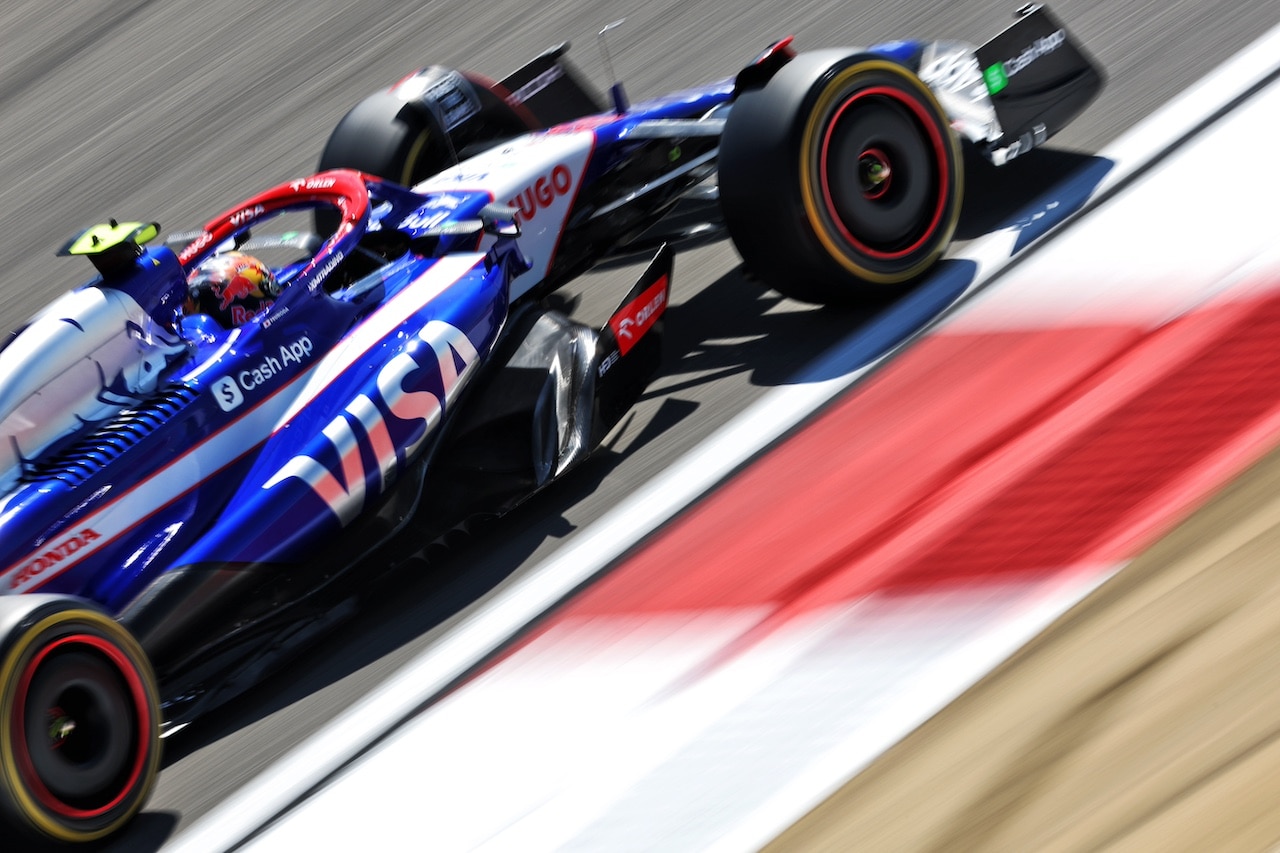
0;5;1101;845
318;3;1102;303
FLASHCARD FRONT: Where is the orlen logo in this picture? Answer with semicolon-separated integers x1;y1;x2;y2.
9;528;102;591
610;275;668;356
508;164;573;223
263;321;479;525
290;176;337;192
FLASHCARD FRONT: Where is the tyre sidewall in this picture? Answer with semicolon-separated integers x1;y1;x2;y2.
319;90;452;186
0;601;161;845
720;51;962;304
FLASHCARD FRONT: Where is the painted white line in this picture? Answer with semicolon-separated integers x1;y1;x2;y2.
166;21;1280;853
239;577;1114;852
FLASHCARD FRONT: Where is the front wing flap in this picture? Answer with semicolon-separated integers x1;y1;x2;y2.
975;4;1105;162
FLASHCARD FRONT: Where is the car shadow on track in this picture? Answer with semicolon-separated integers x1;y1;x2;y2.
956;143;1109;240
99;812;178;853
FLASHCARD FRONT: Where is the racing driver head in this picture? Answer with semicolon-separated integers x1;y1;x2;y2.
186;251;280;327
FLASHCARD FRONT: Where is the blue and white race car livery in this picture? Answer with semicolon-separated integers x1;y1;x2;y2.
0;5;1101;845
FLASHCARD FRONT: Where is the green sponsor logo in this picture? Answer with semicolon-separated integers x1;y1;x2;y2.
984;63;1008;95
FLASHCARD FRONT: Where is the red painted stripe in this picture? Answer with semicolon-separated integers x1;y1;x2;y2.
563;281;1280;622
14;633;152;819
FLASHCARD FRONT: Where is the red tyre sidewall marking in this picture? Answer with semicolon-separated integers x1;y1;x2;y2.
12;633;151;820
818;85;950;260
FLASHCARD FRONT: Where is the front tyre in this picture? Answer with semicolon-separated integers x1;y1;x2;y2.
0;597;161;846
319;90;456;188
315;90;456;236
720;52;963;305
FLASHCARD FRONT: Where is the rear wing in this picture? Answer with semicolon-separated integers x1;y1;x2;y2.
976;4;1105;161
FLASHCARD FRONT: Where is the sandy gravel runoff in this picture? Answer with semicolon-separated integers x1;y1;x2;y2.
767;445;1280;852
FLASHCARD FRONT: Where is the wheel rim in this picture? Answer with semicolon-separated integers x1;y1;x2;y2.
817;85;951;261
12;634;151;819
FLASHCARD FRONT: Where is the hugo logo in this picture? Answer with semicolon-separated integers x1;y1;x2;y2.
509;164;572;223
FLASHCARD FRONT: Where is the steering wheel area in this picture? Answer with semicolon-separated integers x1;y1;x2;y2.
177;169;370;295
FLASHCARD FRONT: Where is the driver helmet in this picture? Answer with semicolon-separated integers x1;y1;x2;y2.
186;252;280;327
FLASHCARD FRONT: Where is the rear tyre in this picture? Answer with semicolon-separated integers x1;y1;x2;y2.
0;597;160;846
720;52;963;305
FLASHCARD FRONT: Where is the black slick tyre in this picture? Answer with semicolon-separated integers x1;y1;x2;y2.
319;89;455;187
0;597;161;846
316;90;456;234
720;51;963;305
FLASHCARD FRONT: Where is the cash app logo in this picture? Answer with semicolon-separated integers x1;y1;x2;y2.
984;63;1009;95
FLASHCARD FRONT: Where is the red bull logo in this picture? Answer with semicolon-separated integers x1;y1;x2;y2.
216;260;271;309
228;300;275;326
218;274;259;310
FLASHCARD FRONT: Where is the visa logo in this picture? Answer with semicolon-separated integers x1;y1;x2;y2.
263;320;479;524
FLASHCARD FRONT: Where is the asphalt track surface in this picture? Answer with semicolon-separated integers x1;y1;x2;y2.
2;1;1279;849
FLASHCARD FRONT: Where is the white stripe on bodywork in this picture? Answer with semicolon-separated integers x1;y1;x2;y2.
414;132;594;298
0;254;484;594
0;286;185;493
265;254;483;428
